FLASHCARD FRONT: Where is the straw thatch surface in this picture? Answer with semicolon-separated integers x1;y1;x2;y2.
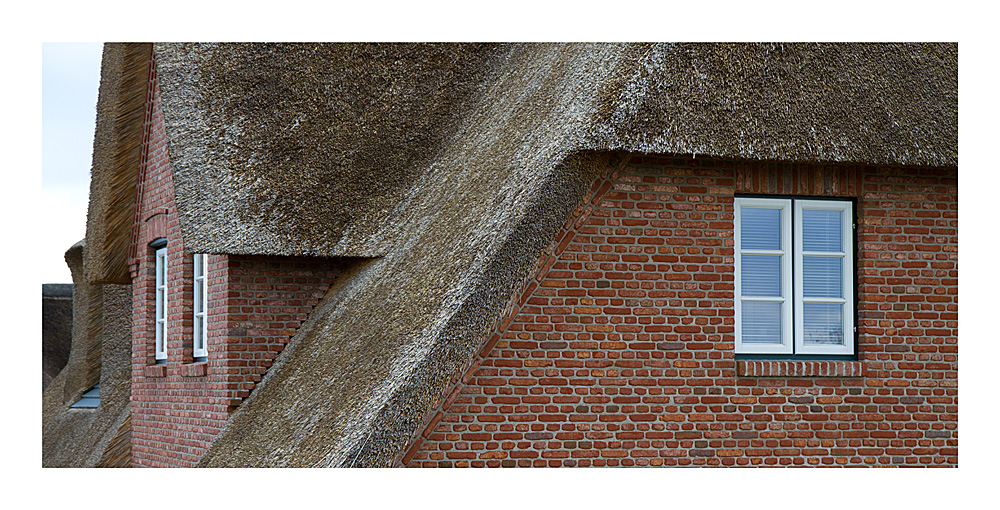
85;43;150;284
151;43;957;262
96;414;131;468
592;43;957;166
42;284;73;391
81;43;956;467
42;241;132;467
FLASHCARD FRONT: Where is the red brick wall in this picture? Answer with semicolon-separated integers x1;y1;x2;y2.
129;54;342;467
403;156;958;467
213;255;343;405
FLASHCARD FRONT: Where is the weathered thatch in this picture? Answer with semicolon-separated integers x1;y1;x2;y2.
592;43;958;166
80;43;956;467
84;43;151;284
42;241;132;467
96;414;131;468
88;43;958;269
42;284;73;391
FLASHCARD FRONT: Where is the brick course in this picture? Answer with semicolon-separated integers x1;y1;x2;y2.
129;53;343;467
403;156;958;467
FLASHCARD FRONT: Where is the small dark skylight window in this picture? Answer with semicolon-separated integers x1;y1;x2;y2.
70;384;100;409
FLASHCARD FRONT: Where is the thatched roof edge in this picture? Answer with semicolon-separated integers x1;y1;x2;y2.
84;43;150;284
586;43;957;168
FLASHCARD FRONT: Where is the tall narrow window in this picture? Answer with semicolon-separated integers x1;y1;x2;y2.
735;197;854;356
192;254;208;360
154;244;168;361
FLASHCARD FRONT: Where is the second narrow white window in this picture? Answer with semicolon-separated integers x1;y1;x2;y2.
193;253;208;360
794;200;854;355
154;245;168;361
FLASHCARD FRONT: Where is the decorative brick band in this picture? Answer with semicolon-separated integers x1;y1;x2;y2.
737;360;865;378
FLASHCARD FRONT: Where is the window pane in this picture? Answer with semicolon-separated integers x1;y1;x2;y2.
155;322;164;352
802;209;843;252
194;316;203;350
741;208;781;250
156;255;164;285
194;254;203;278
194;280;204;313
803;256;843;298
741;255;782;297
803;303;845;345
741;301;782;344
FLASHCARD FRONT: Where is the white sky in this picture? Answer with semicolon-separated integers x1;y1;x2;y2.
41;43;103;283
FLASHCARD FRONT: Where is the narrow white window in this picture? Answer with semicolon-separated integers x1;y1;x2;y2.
734;198;793;354
735;198;854;356
794;200;854;355
154;245;168;361
192;254;209;360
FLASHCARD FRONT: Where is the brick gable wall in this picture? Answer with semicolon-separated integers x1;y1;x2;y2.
129;53;343;467
402;156;958;467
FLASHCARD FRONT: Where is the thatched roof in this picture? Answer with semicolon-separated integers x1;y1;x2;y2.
594;43;957;166
85;43;957;283
85;43;150;285
42;241;132;467
81;43;956;466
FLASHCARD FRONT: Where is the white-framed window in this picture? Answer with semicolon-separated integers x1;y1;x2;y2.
735;197;854;356
192;253;208;360
154;244;168;361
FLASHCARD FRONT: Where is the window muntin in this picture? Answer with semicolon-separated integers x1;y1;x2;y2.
154;245;168;361
192;254;208;360
735;198;854;356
